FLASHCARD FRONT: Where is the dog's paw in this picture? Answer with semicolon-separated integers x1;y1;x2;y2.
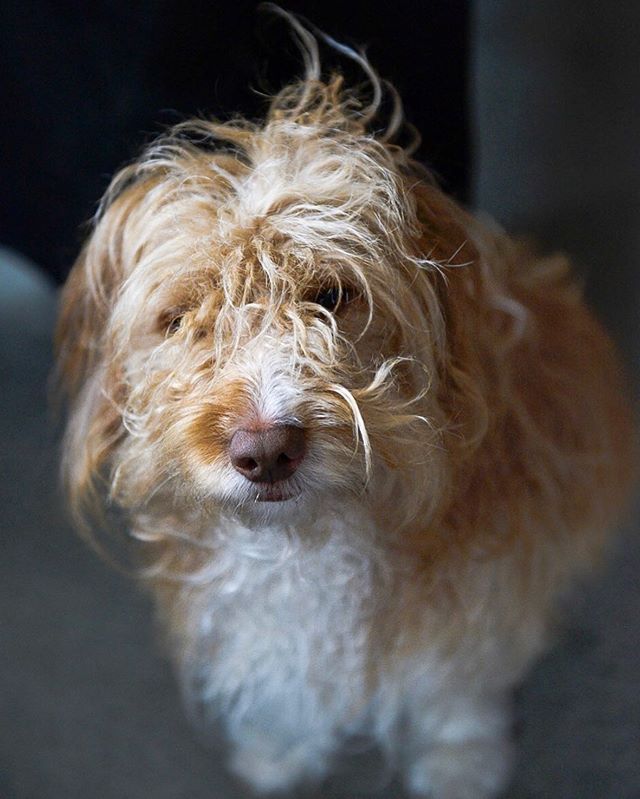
231;740;327;794
405;738;513;799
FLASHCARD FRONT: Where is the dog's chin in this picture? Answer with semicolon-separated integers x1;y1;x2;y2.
219;477;362;528
195;461;366;526
220;479;309;525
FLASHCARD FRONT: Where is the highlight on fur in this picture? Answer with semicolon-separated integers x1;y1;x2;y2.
55;9;635;797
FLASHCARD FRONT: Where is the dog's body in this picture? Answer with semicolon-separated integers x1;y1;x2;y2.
56;21;634;798
161;509;532;795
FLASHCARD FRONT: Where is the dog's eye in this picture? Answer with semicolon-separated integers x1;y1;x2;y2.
313;286;353;313
159;309;185;336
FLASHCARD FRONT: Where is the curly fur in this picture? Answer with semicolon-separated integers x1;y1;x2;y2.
55;15;635;798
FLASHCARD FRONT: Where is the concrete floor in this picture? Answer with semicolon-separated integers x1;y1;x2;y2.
2;3;638;797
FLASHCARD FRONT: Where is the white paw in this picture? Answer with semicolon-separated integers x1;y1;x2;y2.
231;740;327;794
405;738;513;799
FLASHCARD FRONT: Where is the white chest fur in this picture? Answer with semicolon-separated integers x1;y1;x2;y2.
161;508;528;795
173;508;392;758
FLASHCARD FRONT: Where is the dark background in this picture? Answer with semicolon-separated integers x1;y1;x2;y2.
0;0;469;284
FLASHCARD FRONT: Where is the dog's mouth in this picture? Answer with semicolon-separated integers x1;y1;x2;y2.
251;483;299;503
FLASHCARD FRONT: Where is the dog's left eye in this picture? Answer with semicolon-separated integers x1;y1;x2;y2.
167;315;183;335
313;286;353;313
159;309;186;336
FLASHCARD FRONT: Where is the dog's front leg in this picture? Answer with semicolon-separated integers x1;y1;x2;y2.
229;725;333;793
402;691;514;799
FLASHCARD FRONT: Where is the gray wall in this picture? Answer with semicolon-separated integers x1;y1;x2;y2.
473;0;639;374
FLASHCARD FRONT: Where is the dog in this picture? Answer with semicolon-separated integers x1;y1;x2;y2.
55;13;635;798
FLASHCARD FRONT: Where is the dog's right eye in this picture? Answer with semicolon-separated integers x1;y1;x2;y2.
312;285;353;313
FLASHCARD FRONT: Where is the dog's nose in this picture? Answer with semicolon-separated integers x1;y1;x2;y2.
229;425;306;483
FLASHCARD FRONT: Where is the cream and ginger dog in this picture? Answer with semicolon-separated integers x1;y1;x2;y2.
56;16;635;798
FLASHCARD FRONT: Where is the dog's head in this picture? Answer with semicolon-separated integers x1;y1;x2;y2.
56;46;489;540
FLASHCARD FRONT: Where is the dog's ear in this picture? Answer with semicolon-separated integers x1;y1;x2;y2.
55;173;151;529
55;243;115;402
410;181;492;456
411;180;478;273
55;170;152;399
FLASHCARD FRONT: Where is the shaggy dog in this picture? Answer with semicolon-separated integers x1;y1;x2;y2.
56;16;634;798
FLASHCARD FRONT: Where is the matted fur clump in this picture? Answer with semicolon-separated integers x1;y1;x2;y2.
56;17;635;799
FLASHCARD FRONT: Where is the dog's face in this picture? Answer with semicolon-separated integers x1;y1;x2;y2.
57;77;480;533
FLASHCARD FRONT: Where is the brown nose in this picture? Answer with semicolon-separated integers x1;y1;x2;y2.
229;425;306;483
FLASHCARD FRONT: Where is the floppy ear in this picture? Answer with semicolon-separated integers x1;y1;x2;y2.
55;166;149;400
55;242;117;403
410;181;492;456
55;171;147;528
